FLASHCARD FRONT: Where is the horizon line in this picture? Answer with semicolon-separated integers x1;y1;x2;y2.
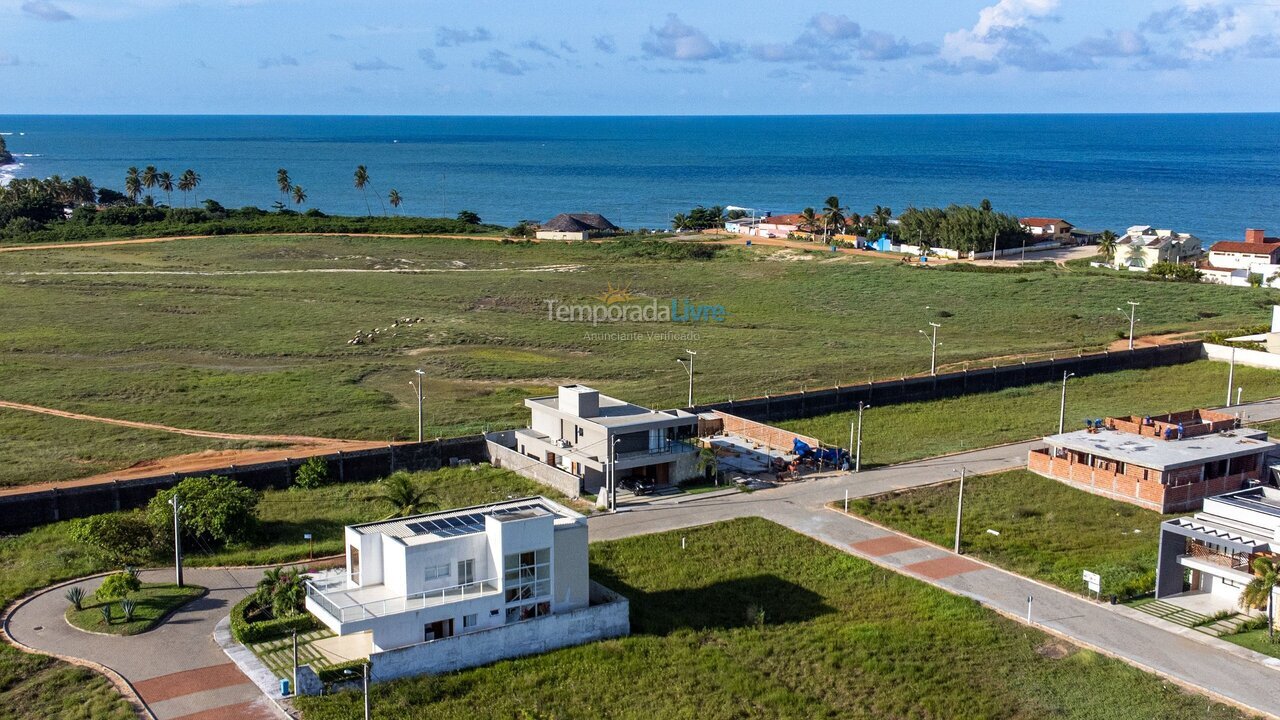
2;111;1280;119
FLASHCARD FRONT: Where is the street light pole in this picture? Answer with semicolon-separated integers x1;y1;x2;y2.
920;323;941;375
344;666;370;720
1227;346;1236;407
411;368;425;442
609;437;620;512
1058;371;1075;435
953;467;966;554
677;349;697;407
170;493;183;587
1122;301;1139;350
855;401;868;473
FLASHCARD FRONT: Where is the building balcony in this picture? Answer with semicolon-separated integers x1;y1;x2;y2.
613;439;698;468
306;574;501;626
1183;543;1252;573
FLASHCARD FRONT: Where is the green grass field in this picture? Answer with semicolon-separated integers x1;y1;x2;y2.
294;517;1248;720
848;469;1164;596
780;361;1280;466
2;233;1277;486
0;465;567;718
64;583;205;636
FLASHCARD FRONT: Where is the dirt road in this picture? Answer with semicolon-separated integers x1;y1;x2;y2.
0;232;516;254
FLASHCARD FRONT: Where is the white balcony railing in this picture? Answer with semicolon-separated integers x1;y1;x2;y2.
307;577;501;624
615;439;698;461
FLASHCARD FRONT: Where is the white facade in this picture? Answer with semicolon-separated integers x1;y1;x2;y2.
536;230;590;241
1111;225;1202;270
306;497;591;653
1156;486;1280;606
492;384;699;493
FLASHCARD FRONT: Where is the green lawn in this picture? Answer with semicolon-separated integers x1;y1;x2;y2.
848;469;1165;597
0;464;569;719
250;628;338;681
64;583;205;636
294;517;1248;720
1;233;1276;486
1224;628;1280;659
781;361;1280;466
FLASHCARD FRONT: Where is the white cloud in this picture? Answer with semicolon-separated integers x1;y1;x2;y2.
351;58;401;72
941;0;1059;60
22;0;74;21
642;14;738;62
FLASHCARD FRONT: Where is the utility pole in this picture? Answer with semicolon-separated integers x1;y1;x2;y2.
1227;346;1236;407
610;437;620;512
920;322;941;375
1058;371;1075;434
1119;301;1139;350
411;368;425;442
953;467;966;554
677;349;697;407
992;231;999;263
855;401;868;473
170;493;183;587
292;630;299;696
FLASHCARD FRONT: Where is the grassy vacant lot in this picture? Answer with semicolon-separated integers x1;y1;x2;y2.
65;583;204;636
849;469;1164;596
781;361;1280;465
0;465;563;718
295;517;1246;720
1;234;1277;486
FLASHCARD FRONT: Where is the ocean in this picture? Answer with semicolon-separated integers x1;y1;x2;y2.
1;114;1277;239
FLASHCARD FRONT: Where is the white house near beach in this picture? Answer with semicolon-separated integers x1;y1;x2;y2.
304;496;628;673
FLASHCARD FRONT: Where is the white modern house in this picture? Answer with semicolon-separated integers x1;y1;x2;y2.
1156;486;1279;610
301;497;629;686
1019;217;1074;243
1200;229;1280;288
1111;225;1202;270
486;385;700;496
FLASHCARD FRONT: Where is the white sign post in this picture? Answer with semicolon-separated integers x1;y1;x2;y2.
1083;570;1101;600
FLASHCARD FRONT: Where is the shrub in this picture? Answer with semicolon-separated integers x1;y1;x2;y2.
1148;261;1203;282
96;571;141;601
229;594;319;643
68;511;157;564
64;586;85;610
604;239;721;261
121;599;136;623
292;457;330;490
100;604;112;625
147;474;259;548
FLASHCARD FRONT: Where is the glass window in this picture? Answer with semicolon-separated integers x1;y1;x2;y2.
424;563;450;581
503;546;552;620
463;614;477;628
458;559;475;585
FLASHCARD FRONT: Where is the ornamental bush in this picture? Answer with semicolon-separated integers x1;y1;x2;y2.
97;571;141;601
147;475;259;548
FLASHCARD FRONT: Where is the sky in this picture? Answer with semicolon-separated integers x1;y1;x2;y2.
3;0;1280;114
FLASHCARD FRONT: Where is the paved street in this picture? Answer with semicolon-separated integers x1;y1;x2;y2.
7;567;280;720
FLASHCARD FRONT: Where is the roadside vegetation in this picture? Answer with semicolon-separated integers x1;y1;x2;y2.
0;465;567;716
64;581;204;636
847;469;1164;597
295;518;1248;720
781;361;1280;466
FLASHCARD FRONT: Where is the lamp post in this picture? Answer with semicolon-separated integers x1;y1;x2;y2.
920;322;941;375
343;666;370;720
1058;371;1075;435
609;437;621;512
852;401;869;473
953;467;967;554
1118;301;1140;350
170;493;183;587
1227;346;1236;407
410;369;426;442
676;349;697;407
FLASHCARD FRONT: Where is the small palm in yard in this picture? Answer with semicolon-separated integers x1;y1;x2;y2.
1241;556;1280;639
696;446;720;485
64;586;85;611
252;567;310;620
373;472;433;518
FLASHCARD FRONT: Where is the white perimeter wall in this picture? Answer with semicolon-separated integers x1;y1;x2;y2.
1203;342;1280;371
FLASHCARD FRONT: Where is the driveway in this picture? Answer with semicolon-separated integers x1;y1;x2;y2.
6;567;280;720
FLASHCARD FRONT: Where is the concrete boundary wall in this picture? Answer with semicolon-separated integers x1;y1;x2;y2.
1203;342;1280;371
300;581;628;693
0;435;488;533
485;431;582;498
712;411;822;451
694;342;1204;424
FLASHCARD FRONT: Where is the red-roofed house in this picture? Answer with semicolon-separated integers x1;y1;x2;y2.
1201;229;1280;287
1019;217;1073;243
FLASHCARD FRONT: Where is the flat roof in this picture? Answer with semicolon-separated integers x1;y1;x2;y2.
1212;486;1280;519
350;496;581;543
526;393;696;428
1043;428;1275;470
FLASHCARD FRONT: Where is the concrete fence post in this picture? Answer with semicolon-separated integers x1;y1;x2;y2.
284;458;292;487
337;450;345;483
51;488;60;522
388;444;396;474
111;480;121;512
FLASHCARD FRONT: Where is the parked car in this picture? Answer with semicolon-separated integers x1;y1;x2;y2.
619;477;655;495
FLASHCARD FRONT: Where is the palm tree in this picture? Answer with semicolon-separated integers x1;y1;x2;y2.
177;169;200;207
157;171;174;207
373;472;431;517
696;445;720;485
276;168;292;207
1124;243;1145;269
291;184;307;211
388;189;402;215
1098;230;1118;264
797;207;819;237
354;165;371;216
125;167;141;203
1241;556;1280;639
671;213;690;231
68;176;96;205
821;195;846;243
873;205;893;226
141;166;158;198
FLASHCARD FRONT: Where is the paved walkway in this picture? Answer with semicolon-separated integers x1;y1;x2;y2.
6;567;282;720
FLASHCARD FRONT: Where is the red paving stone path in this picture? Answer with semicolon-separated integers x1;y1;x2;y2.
849;535;922;557
902;555;986;580
170;700;281;720
134;663;254;705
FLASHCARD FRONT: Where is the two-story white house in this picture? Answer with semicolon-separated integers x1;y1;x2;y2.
306;496;593;652
1112;225;1202;270
486;385;699;495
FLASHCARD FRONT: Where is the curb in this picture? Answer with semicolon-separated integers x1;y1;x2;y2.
61;583;209;638
818;505;1280;720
